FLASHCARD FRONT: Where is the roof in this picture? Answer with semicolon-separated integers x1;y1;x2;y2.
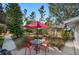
64;16;79;24
52;24;64;29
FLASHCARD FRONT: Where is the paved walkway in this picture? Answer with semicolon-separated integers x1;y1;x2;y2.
11;40;79;55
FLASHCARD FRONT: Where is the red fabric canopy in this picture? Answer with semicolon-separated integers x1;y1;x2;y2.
24;21;48;28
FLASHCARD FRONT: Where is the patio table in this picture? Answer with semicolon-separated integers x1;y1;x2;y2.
30;39;42;54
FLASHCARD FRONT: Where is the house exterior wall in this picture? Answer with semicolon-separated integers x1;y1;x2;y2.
0;3;7;32
64;16;79;49
0;3;6;24
74;24;79;49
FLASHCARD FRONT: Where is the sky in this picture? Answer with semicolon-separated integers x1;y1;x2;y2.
2;3;49;20
19;3;49;20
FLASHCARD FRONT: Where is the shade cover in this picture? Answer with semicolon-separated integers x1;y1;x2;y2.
24;21;48;28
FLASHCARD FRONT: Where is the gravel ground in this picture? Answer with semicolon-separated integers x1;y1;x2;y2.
11;40;79;55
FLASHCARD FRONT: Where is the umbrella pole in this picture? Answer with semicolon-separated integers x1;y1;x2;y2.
37;28;39;54
36;28;40;54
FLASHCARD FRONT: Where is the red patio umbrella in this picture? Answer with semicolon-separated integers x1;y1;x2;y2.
24;21;48;38
24;21;48;28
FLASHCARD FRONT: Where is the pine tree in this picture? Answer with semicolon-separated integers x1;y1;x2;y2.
49;3;79;24
38;5;46;22
30;11;36;20
5;3;23;38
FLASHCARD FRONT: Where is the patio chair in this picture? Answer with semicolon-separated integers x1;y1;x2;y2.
22;36;34;55
25;44;34;55
27;36;33;41
40;43;49;55
22;41;34;55
40;36;49;55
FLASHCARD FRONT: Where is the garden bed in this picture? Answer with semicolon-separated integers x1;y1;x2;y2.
49;38;64;50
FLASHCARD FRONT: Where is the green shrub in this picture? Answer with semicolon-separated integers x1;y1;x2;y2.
15;39;23;49
61;30;70;41
15;35;28;49
49;39;64;49
33;35;38;39
0;36;4;47
0;25;3;33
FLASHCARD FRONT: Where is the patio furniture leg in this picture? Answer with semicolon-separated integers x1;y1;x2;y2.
36;50;38;54
29;48;31;55
48;48;49;52
38;47;40;53
45;47;49;55
45;48;47;55
25;48;27;55
35;46;38;54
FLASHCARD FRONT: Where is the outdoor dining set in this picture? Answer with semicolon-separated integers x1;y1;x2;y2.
23;21;49;55
23;37;49;55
